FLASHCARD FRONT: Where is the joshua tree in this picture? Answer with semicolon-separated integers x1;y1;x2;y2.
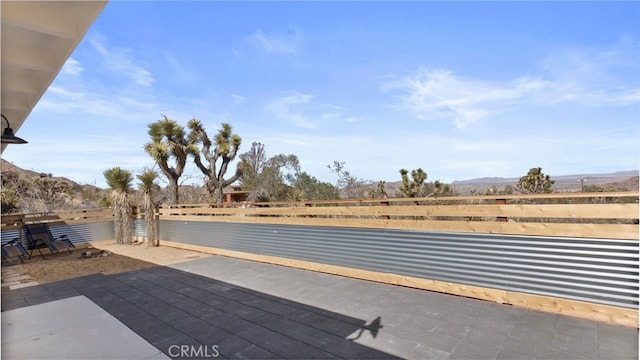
144;115;198;204
515;167;554;194
188;120;246;204
399;168;427;197
137;169;159;247
104;167;133;245
431;180;454;196
368;181;388;199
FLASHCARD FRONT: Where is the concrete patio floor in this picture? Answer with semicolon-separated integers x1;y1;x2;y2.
2;254;638;359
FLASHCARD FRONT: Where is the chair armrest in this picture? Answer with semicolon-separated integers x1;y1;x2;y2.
55;235;71;243
3;237;28;257
3;238;20;247
55;234;76;249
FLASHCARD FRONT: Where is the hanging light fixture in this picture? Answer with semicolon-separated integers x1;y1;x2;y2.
1;114;28;144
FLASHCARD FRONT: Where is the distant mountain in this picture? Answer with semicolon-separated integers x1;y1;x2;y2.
551;171;639;181
451;170;639;194
453;177;516;185
453;170;639;185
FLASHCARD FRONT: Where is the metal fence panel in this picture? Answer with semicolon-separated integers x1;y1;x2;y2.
159;220;639;309
133;219;146;238
1;221;115;246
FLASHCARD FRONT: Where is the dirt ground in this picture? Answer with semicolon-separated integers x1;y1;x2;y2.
1;242;212;286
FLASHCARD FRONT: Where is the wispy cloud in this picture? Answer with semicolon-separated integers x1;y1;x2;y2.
132;68;154;87
40;86;122;117
244;28;303;55
231;94;246;107
539;38;640;106
384;39;640;127
266;92;317;129
36;35;167;122
264;92;357;130
39;85;162;121
163;52;194;82
90;37;155;86
61;58;83;76
383;69;548;127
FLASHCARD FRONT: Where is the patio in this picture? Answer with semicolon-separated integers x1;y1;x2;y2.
2;253;638;359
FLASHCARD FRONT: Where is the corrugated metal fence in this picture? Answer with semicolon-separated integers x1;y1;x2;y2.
1;221;114;246
159;220;638;310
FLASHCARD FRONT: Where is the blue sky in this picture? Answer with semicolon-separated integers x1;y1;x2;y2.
3;1;639;189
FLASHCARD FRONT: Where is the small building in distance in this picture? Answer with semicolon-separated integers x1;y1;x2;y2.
223;185;250;206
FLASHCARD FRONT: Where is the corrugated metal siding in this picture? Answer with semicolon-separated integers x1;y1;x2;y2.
133;219;146;238
0;229;22;245
160;220;639;309
1;221;114;246
49;222;115;244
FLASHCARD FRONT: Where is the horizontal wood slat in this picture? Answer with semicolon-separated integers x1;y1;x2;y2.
1;208;114;230
168;191;639;207
55;208;113;224
159;203;638;219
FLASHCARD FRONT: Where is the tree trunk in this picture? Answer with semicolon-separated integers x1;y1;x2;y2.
144;193;156;247
168;177;179;204
112;190;131;244
205;178;216;203
214;187;224;205
121;199;132;245
120;195;132;245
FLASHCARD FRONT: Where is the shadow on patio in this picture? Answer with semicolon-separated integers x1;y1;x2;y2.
2;265;398;359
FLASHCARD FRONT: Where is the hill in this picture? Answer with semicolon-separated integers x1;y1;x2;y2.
1;159;107;212
1;159;86;190
450;170;638;194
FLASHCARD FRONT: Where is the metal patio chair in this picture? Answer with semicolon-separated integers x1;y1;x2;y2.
23;223;76;259
1;238;30;265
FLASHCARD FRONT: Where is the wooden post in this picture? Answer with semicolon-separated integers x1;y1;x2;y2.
18;214;24;245
154;205;160;247
305;203;313;218
496;198;507;222
380;201;390;220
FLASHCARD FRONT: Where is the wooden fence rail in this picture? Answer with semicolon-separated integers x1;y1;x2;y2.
1;208;113;231
159;192;639;240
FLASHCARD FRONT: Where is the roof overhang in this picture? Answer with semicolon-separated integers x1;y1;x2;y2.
1;1;108;151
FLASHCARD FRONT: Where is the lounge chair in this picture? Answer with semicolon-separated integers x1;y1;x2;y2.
23;223;76;259
1;238;29;264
